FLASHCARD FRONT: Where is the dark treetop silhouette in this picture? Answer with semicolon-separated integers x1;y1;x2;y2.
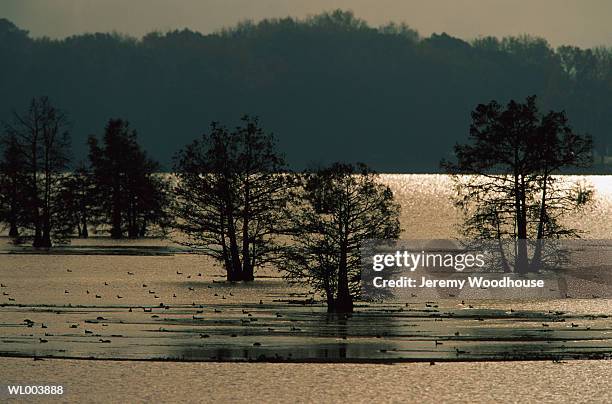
1;11;611;172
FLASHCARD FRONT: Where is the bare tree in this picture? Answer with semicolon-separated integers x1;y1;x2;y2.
442;96;593;272
0;133;27;237
3;97;72;247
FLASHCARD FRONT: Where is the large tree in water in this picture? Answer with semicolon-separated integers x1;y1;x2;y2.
442;96;593;273
282;163;401;313
2;97;72;247
172;116;292;282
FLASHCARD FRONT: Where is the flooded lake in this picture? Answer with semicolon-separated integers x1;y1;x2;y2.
1;175;611;401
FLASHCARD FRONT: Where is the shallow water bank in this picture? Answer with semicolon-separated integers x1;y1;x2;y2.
2;357;611;403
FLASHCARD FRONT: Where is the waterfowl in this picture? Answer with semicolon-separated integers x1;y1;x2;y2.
39;338;48;343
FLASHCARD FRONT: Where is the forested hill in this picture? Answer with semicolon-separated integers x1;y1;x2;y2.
1;10;611;172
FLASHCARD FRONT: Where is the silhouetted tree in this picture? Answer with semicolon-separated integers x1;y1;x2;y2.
442;96;593;273
2;97;72;247
0;133;28;237
88;119;168;238
282;163;401;313
172;116;292;282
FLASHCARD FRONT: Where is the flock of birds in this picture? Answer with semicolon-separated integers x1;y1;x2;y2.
0;267;598;365
1;268;238;305
1;267;294;352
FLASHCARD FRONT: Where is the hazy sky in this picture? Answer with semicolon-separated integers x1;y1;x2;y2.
2;0;611;48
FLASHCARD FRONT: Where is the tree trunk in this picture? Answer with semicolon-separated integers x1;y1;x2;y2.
8;182;19;237
335;241;354;313
324;278;336;313
225;210;243;281
111;174;122;239
82;219;89;238
8;222;19;238
241;183;253;282
515;174;529;274
531;173;548;272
